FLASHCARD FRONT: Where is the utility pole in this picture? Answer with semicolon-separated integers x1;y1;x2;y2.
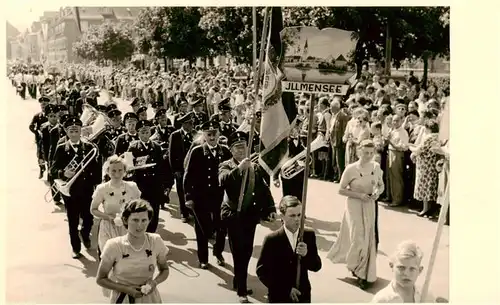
384;22;392;76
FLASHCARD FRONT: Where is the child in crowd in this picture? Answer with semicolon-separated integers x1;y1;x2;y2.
370;122;384;164
372;240;436;303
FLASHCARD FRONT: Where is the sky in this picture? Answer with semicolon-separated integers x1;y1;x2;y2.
287;26;357;60
6;1;63;32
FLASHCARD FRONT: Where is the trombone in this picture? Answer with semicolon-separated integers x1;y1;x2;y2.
44;143;99;202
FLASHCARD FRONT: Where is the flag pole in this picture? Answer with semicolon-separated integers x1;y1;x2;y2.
420;166;450;301
236;7;270;214
295;93;316;288
252;7;257;81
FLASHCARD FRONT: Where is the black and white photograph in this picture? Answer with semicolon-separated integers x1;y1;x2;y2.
3;5;456;304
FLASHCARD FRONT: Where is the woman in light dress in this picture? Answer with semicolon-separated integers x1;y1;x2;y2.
91;155;142;255
97;199;170;303
327;140;384;290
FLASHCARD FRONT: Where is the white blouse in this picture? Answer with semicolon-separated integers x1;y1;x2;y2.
91;181;141;216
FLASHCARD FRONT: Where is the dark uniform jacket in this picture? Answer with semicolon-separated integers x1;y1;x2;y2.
172;112;188;129
126;140;174;192
219;120;238;140
168;129;194;174
40;121;58;162
114;133;139;156
48;124;66;163
151;125;175;154
50;139;100;195
107;126;126;142
190;110;209;128
218;158;276;223
183;143;232;209
29;112;48;143
256;227;322;303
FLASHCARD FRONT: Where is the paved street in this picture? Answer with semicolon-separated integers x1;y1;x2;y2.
3;82;449;303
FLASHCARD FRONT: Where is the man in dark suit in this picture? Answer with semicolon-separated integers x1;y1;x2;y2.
127;120;174;233
189;98;209;128
168;112;195;222
113;112;139;156
219;131;277;303
51;117;100;259
173;99;189;129
29;97;49;178
256;195;322;303
48;110;69;164
327;98;350;183
184;119;232;269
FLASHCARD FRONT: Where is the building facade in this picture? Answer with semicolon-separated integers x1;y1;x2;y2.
45;7;143;63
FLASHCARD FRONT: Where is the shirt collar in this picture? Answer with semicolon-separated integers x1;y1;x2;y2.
283;225;298;248
207;143;218;150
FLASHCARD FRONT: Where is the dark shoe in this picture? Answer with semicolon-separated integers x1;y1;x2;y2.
83;239;92;249
215;255;225;266
72;252;83;259
357;278;368;290
55;201;63;206
199;262;209;269
38;171;43;179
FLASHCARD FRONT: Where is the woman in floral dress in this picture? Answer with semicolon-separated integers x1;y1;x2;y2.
91;155;142;254
410;120;441;217
96;199;170;303
343;108;371;165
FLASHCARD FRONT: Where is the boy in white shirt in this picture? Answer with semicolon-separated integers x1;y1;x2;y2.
372;241;436;303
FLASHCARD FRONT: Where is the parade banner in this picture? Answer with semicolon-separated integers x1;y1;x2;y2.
280;26;358;93
258;8;298;177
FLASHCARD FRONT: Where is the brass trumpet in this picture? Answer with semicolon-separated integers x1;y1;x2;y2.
280;134;328;180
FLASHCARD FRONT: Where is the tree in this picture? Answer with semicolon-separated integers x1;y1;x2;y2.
199;7;267;65
135;7;210;65
73;21;135;63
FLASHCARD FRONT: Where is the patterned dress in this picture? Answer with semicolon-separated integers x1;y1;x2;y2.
413;133;441;202
100;233;169;303
92;181;142;252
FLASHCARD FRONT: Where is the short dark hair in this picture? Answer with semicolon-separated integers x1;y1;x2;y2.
407;110;420;117
121;199;154;229
279;195;301;215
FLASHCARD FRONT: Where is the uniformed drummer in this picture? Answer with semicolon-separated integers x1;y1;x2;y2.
127;120;174;233
184;119;232;269
113;112;139;156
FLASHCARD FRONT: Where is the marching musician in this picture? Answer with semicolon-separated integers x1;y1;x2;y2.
218;98;238;140
136;105;148;121
51;117;100;259
106;108;125;140
127;120;174;233
48;110;70;163
130;97;141;113
173;99;189;129
150;108;175;209
168;112;195;223
40;104;61;200
189;98;209;128
275;124;306;200
114;112;139;156
29;96;49;178
219;131;277;303
183;119;232;269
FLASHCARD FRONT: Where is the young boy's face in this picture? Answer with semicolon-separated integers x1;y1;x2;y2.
390;256;423;288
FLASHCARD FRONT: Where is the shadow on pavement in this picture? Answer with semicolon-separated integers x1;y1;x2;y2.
338;276;390;295
209;263;268;303
166;245;199;270
157;224;188;246
305;217;340;233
